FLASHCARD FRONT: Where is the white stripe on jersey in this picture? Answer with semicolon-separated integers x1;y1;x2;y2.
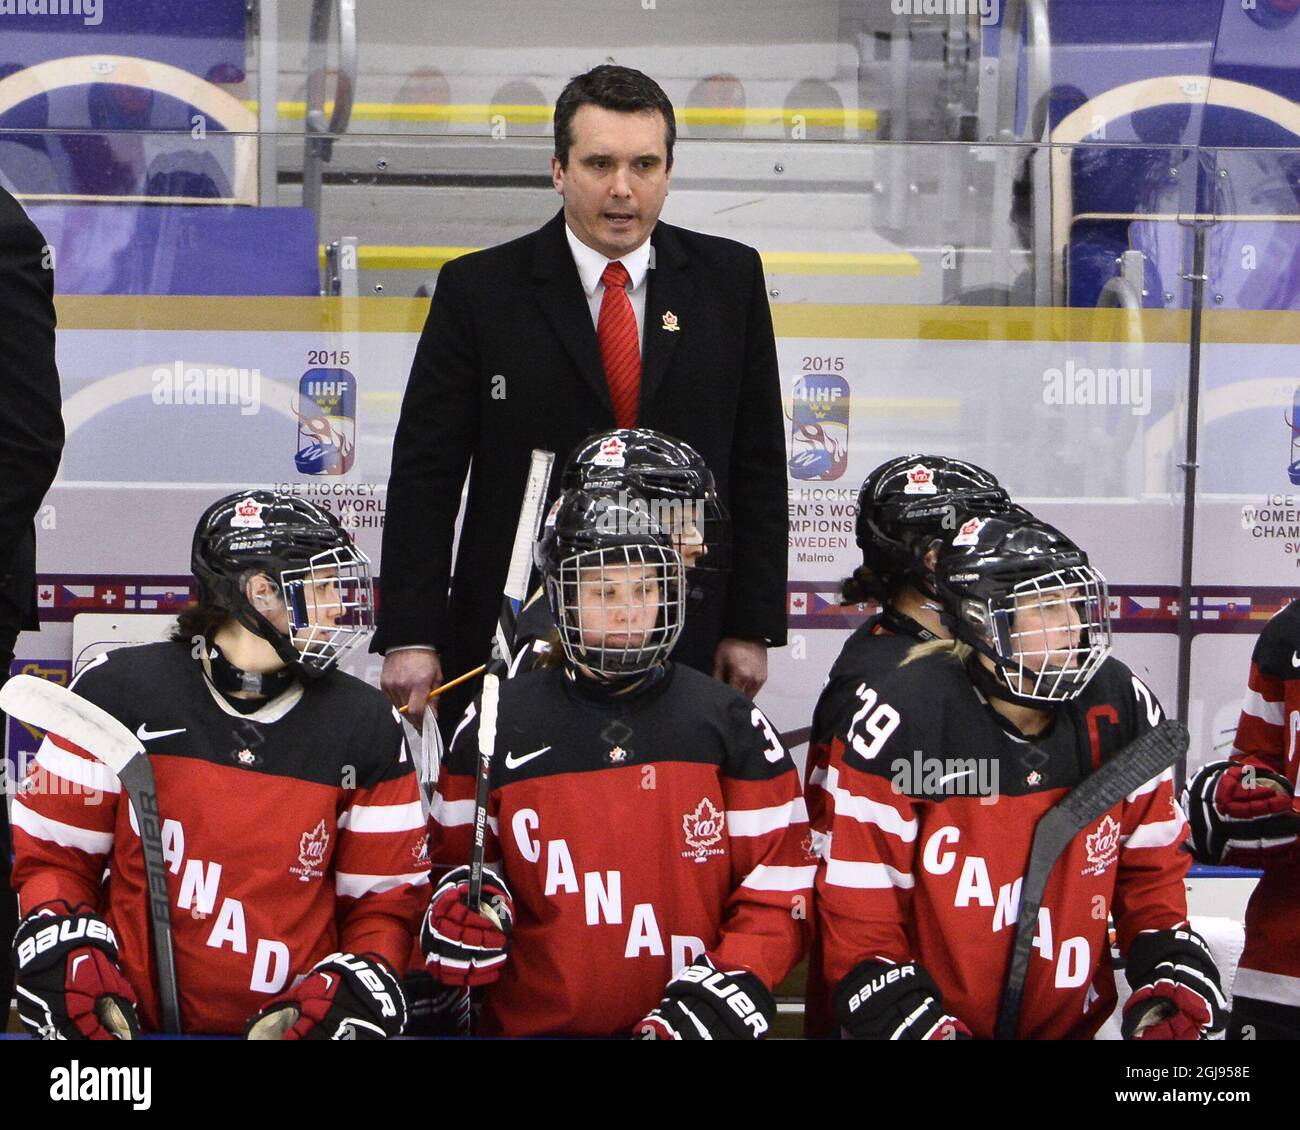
726;797;808;837
35;738;121;794
430;794;475;827
827;764;917;841
740;863;816;892
337;800;424;833
334;870;429;898
824;857;914;890
1241;687;1284;727
807;764;827;790
1121;813;1187;849
1125;765;1174;803
1232;967;1300;1008
11;798;114;855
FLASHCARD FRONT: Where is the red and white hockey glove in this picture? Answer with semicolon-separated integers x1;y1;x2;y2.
1122;928;1227;1041
420;865;514;988
635;956;775;1040
834;958;971;1040
1184;760;1300;867
245;952;406;1040
12;902;140;1040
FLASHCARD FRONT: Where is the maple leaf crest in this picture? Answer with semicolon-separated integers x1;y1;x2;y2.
683;798;724;850
1085;815;1121;868
299;819;330;869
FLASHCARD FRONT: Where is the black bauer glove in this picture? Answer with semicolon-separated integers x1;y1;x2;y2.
12;903;140;1040
635;957;776;1040
1122;927;1227;1041
1184;759;1300;867
245;953;407;1040
835;958;971;1040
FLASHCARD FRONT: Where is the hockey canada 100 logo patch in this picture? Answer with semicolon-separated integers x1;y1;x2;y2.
682;798;726;864
291;819;330;881
1081;815;1121;877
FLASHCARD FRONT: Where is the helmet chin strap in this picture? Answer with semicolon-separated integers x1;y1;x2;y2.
964;650;1061;711
234;587;328;682
199;636;300;699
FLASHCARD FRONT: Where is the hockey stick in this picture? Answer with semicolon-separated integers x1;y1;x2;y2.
0;674;183;1034
458;449;554;1035
993;717;1188;1041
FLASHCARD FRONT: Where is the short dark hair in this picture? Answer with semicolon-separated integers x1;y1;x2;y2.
553;65;676;170
171;601;232;647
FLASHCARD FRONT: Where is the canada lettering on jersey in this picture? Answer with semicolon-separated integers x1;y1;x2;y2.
433;663;812;1037
920;823;1093;989
819;653;1186;1039
512;807;707;967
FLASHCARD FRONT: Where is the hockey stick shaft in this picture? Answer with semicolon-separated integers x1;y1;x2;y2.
0;674;183;1034
458;450;554;1036
993;717;1188;1040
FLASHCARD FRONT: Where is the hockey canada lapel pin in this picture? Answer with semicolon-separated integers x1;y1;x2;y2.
661;310;680;332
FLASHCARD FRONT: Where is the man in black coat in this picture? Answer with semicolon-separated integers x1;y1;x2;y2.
0;185;65;1022
375;66;788;730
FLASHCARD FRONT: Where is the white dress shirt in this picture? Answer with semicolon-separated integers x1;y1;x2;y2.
386;226;654;659
564;223;652;350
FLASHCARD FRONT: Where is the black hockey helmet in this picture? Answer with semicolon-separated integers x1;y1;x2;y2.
934;512;1111;704
191;490;374;678
562;429;730;579
535;485;685;678
854;454;1014;598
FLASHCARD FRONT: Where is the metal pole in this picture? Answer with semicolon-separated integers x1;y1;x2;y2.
1175;224;1208;725
256;0;280;206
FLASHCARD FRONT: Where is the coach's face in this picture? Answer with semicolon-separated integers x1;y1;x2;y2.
553;104;672;260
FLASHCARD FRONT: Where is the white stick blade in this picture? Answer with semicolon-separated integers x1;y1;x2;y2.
0;673;143;775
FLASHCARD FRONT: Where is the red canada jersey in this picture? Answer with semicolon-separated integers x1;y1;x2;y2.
429;663;813;1037
10;642;428;1034
817;651;1190;1039
1224;600;1300;1009
803;609;927;1038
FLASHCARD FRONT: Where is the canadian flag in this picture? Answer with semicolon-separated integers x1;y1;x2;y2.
36;585;55;608
789;592;808;615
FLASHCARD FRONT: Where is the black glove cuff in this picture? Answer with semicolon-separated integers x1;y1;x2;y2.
1124;927;1216;991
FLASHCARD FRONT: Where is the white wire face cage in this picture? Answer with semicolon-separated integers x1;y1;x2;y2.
974;564;1112;702
550;543;685;677
279;544;375;673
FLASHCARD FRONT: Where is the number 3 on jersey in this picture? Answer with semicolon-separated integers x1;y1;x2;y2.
847;684;900;761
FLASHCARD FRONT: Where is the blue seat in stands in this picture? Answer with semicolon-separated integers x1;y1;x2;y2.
26;204;320;297
0;0;252;202
1036;0;1300;309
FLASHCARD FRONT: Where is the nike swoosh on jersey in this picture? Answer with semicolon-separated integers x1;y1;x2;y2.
504;745;552;769
136;724;187;741
937;769;976;787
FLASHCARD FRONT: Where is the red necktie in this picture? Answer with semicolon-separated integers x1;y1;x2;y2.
597;260;640;428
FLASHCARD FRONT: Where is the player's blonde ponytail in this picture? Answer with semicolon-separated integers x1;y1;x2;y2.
902;638;971;666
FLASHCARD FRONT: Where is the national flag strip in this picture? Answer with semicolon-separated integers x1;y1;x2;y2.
32;576;195;621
